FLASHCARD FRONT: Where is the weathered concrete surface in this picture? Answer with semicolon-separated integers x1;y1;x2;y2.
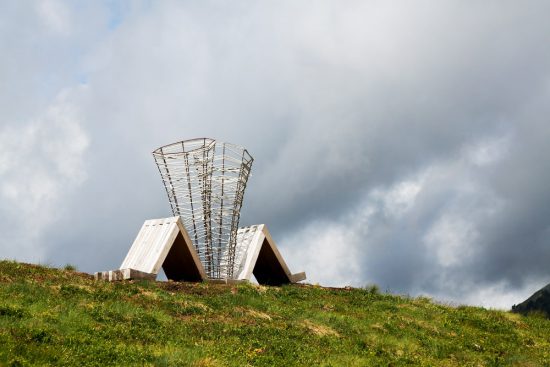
234;224;307;286
96;218;305;286
94;268;156;281
96;216;205;282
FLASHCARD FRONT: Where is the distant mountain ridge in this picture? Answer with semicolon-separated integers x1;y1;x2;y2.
512;283;550;318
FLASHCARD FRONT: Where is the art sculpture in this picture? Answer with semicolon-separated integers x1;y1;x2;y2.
96;138;305;285
152;138;253;279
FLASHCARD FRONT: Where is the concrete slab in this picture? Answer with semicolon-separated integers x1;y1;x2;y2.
234;224;307;286
96;216;206;282
96;218;305;286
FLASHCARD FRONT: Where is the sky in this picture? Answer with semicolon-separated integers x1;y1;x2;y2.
1;0;550;309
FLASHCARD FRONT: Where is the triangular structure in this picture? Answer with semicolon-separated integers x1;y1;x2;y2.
95;216;206;281
234;224;306;285
96;218;305;285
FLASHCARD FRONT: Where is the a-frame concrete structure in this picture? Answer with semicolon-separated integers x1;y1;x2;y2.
95;216;206;282
234;224;306;285
96;217;306;285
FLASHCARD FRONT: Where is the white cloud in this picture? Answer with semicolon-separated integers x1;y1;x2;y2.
280;176;423;288
0;88;89;262
464;134;511;167
424;214;478;268
281;220;363;287
460;281;544;310
373;179;423;218
282;145;511;305
36;0;72;35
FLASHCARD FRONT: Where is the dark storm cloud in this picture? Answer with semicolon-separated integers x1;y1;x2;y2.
1;1;550;307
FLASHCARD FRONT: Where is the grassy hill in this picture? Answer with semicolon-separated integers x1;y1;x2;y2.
0;261;549;366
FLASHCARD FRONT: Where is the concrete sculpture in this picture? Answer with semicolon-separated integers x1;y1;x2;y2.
96;138;305;285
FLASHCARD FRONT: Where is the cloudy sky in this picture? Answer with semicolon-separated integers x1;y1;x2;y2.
1;0;550;309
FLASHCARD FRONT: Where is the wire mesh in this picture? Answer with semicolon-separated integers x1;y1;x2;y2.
152;138;253;279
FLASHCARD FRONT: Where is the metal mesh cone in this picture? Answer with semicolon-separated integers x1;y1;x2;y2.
153;138;253;279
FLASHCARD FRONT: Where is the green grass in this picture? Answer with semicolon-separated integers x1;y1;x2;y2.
0;261;549;366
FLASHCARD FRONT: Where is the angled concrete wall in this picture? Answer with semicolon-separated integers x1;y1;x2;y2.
97;218;305;285
235;224;306;285
96;216;206;281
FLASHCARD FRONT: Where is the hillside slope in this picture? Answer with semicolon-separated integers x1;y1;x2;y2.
0;261;549;366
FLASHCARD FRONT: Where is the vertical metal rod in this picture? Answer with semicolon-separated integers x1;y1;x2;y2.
153;138;253;279
160;147;179;214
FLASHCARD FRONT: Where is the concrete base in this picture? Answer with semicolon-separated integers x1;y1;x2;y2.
94;268;156;281
289;272;307;283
